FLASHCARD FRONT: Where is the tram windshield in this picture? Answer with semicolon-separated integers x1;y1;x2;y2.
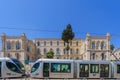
11;58;25;72
31;62;40;73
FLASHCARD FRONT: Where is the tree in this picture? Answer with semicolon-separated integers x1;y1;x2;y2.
46;50;54;58
62;24;75;59
110;44;115;52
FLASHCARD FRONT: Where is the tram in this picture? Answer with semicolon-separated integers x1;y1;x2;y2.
0;57;25;79
30;59;120;79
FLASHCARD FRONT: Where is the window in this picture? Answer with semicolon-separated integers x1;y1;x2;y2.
76;49;79;54
79;64;89;77
44;48;47;54
57;41;59;46
101;41;104;50
101;53;104;60
92;42;95;50
27;46;30;52
63;49;66;54
31;62;40;73
16;42;20;50
90;64;99;73
6;62;21;73
100;64;109;77
50;41;52;46
117;65;120;74
37;48;40;54
64;42;66;46
92;53;95;60
70;49;73;54
15;53;20;60
44;41;46;46
56;48;60;55
76;41;78;46
51;63;71;73
7;42;11;50
36;41;40;46
70;41;72;46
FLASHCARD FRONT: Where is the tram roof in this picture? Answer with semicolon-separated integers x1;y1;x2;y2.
75;60;111;64
0;57;12;61
36;59;74;63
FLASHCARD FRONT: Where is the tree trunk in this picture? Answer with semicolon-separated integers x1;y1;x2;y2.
66;42;70;59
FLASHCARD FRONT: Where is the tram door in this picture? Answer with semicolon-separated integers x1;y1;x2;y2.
43;63;49;77
0;62;1;77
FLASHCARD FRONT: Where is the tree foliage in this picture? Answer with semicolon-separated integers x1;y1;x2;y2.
46;50;54;58
61;24;75;59
110;44;115;52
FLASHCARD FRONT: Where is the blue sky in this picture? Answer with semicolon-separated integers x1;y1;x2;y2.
0;0;120;49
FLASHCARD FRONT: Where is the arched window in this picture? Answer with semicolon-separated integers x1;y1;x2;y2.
37;48;40;54
101;53;104;60
16;53;20;60
101;41;104;50
16;42;20;50
27;46;30;52
92;42;95;50
76;49;79;54
56;48;60;54
44;41;46;46
76;41;78;46
70;49;73;54
63;49;66;54
7;42;11;50
57;41;59;46
36;41;40;46
92;53;95;60
50;41;52;46
44;48;47;54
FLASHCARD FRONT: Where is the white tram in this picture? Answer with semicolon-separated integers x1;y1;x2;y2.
75;60;111;79
30;59;120;79
111;60;120;78
0;57;25;79
31;59;74;79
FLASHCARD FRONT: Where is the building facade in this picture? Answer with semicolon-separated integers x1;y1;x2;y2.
0;33;111;62
81;33;111;60
34;38;83;59
1;33;36;64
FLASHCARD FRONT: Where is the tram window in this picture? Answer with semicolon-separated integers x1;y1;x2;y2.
51;63;71;73
100;64;109;77
61;64;71;72
31;62;40;73
11;59;25;71
51;63;61;72
79;64;89;77
90;64;99;73
117;65;120;74
6;62;19;73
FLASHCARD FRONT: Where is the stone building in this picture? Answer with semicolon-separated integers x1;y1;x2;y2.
33;38;83;59
1;33;36;64
81;33;111;60
0;32;111;62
